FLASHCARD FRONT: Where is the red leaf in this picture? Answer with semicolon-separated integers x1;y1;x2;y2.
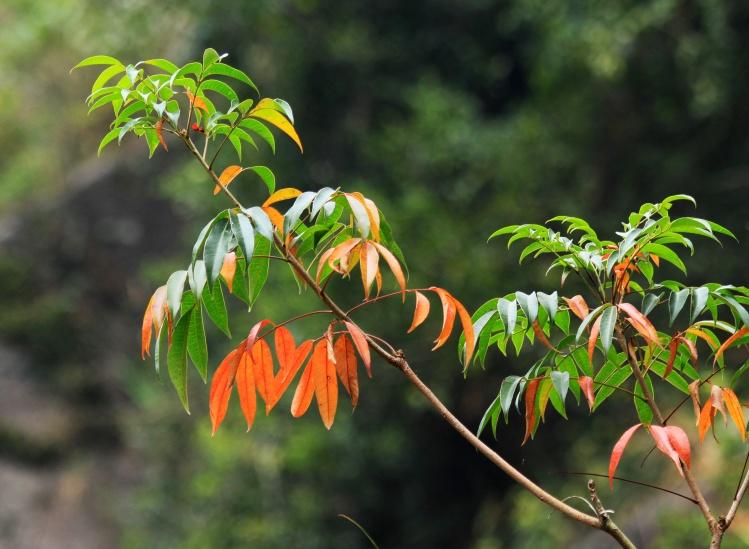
275;340;313;400
312;339;338;429
334;335;359;406
608;424;641;489
244;319;274;352
678;336;698;365
430;287;456;351
220;251;237;293
665;425;691;469
155;119;168;151
579;376;595;412
209;343;244;435
407;291;431;334
664;337;679;378
722;387;746;440
588;316;602;365
291;361;315;417
532;321;554;351
522;379;540;446
617;302;661;346
649;425;684;476
344;321;371;378
249;339;275;414
688;380;701;423
235;351;256;431
452;295;476;366
141;292;155;359
698;399;716;443
563;295;589;321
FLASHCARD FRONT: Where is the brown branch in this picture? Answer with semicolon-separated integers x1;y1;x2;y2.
189;137;637;548
588;480;637;549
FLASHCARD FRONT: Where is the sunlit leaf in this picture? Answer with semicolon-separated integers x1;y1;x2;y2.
312;339;338;429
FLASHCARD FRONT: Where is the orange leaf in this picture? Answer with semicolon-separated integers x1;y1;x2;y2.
714;327;749;365
678;336;698;364
312;339;338;429
686;328;719;351
579;376;595;412
327;238;361;275
220;251;237;293
141;292;155;359
334;335;359;406
664;337;679;378
276;339;313;399
722;388;746;440
262;206;285;235
263;187;303;207
291;361;315;417
453;295;476;365
249;108;303;152
665;425;691;469
532;321;554;351
430;287;456;351
698;399;716;442
372;242;406;298
522;379;540;446
649;425;684;476
344;321;371;378
563;295;589;321
588;316;602;365
155;119;168;151
609;424;641;489
274;326;297;378
407;291;430;334
186;91;208;112
150;285;168;334
359;241;379;300
213;165;243;194
250;339;276;414
235;351;256;431
209;344;244;435
617;302;661;347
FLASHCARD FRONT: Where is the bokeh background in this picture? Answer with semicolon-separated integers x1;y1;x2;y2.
1;0;749;547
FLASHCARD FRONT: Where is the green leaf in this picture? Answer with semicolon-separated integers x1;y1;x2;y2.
239;119;275;152
285;191;317;234
537;291;558;322
599;306;617;354
477;392;502;437
187;306;208;382
72;55;122;71
153;321;166;375
642;292;661;316
593;362;631;410
167;312;191;413
669;288;689;326
188;260;208;299
690;287;709;323
551;370;570;402
230;212;255;260
499;375;522;422
247;166;276;194
202;48;221;68
91;64;125;93
575;306;603;343
201;79;239;104
249;235;271;309
641;242;687;274
634;375;654;424
497;298;517;336
204;220;231;284
203;63;259;95
143;58;180;73
202;280;231;337
166;270;188;318
245;206;274;241
515;291;538;324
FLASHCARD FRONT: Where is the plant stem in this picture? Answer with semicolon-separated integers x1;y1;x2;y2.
190;139;637;549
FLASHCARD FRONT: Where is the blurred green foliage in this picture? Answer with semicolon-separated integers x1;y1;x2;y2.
1;0;748;547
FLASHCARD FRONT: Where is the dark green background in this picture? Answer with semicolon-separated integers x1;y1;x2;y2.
1;0;748;547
